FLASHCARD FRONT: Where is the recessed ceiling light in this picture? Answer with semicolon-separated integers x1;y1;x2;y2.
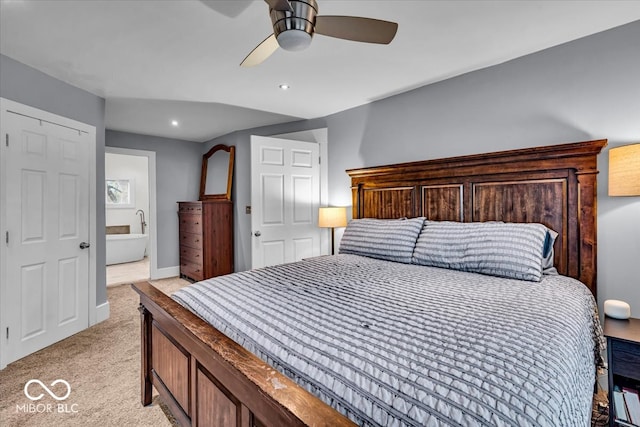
171;120;179;127
279;84;290;90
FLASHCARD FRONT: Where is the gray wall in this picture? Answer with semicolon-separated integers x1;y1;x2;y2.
0;54;108;306
207;21;640;316
106;130;203;269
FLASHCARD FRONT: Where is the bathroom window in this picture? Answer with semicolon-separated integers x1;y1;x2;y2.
106;179;135;208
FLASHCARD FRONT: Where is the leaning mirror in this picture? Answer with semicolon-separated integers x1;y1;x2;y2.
199;144;235;201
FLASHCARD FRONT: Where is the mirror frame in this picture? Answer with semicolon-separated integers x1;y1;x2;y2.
199;144;235;201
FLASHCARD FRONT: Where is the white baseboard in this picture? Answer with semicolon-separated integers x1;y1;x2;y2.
151;266;180;280
95;301;110;324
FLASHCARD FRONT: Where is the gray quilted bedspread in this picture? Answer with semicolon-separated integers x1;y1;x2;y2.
172;254;604;427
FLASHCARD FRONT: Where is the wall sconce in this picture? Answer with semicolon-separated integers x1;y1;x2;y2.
318;207;348;255
609;143;640;196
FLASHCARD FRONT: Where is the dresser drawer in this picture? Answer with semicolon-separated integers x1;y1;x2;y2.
180;246;203;265
180;232;203;250
179;214;203;234
178;203;202;214
611;339;640;381
181;262;204;282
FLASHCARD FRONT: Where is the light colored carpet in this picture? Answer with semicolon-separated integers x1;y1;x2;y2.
0;277;188;427
107;257;150;287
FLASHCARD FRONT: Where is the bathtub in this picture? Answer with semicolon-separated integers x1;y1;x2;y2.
106;233;148;265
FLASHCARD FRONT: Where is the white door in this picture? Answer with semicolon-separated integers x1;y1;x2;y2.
251;136;321;268
1;102;91;366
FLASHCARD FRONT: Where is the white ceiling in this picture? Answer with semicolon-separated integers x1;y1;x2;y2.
2;1;640;142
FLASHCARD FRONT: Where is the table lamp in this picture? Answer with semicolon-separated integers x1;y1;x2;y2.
318;207;347;255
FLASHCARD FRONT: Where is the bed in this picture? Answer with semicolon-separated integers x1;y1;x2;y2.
133;139;607;427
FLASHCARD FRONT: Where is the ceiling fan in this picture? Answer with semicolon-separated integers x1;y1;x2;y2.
241;0;398;67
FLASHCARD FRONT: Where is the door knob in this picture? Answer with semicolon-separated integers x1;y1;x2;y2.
79;242;90;249
254;231;261;237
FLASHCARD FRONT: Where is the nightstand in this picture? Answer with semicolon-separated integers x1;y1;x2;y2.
605;317;640;426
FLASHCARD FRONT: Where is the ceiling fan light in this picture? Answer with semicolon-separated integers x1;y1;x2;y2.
277;30;312;51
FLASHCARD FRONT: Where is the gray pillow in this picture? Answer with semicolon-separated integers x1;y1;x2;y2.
412;221;556;282
339;217;425;264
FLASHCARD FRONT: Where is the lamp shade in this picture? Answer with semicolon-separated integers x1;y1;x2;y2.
318;207;347;228
609;143;640;196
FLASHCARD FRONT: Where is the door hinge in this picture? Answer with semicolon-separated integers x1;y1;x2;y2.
5;231;8;245
319;156;321;164
5;327;8;340
5;134;8;147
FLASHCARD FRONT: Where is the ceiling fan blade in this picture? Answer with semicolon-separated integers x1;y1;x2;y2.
264;0;292;12
315;16;398;44
240;34;279;67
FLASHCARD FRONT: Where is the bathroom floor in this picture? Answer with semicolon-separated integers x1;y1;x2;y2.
106;256;150;286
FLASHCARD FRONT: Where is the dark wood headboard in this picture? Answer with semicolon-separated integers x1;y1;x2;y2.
347;139;607;296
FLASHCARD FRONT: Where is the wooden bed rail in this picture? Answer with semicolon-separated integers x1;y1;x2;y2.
132;281;355;427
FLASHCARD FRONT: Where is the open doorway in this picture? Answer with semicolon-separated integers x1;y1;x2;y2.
104;147;157;286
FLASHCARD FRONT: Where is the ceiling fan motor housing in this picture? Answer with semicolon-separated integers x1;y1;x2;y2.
270;0;318;51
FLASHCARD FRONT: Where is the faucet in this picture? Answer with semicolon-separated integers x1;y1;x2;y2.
136;209;147;234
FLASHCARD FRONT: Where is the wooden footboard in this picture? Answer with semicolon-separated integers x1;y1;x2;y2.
132;281;355;427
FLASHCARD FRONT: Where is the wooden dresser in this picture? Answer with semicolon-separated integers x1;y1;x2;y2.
178;200;233;281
